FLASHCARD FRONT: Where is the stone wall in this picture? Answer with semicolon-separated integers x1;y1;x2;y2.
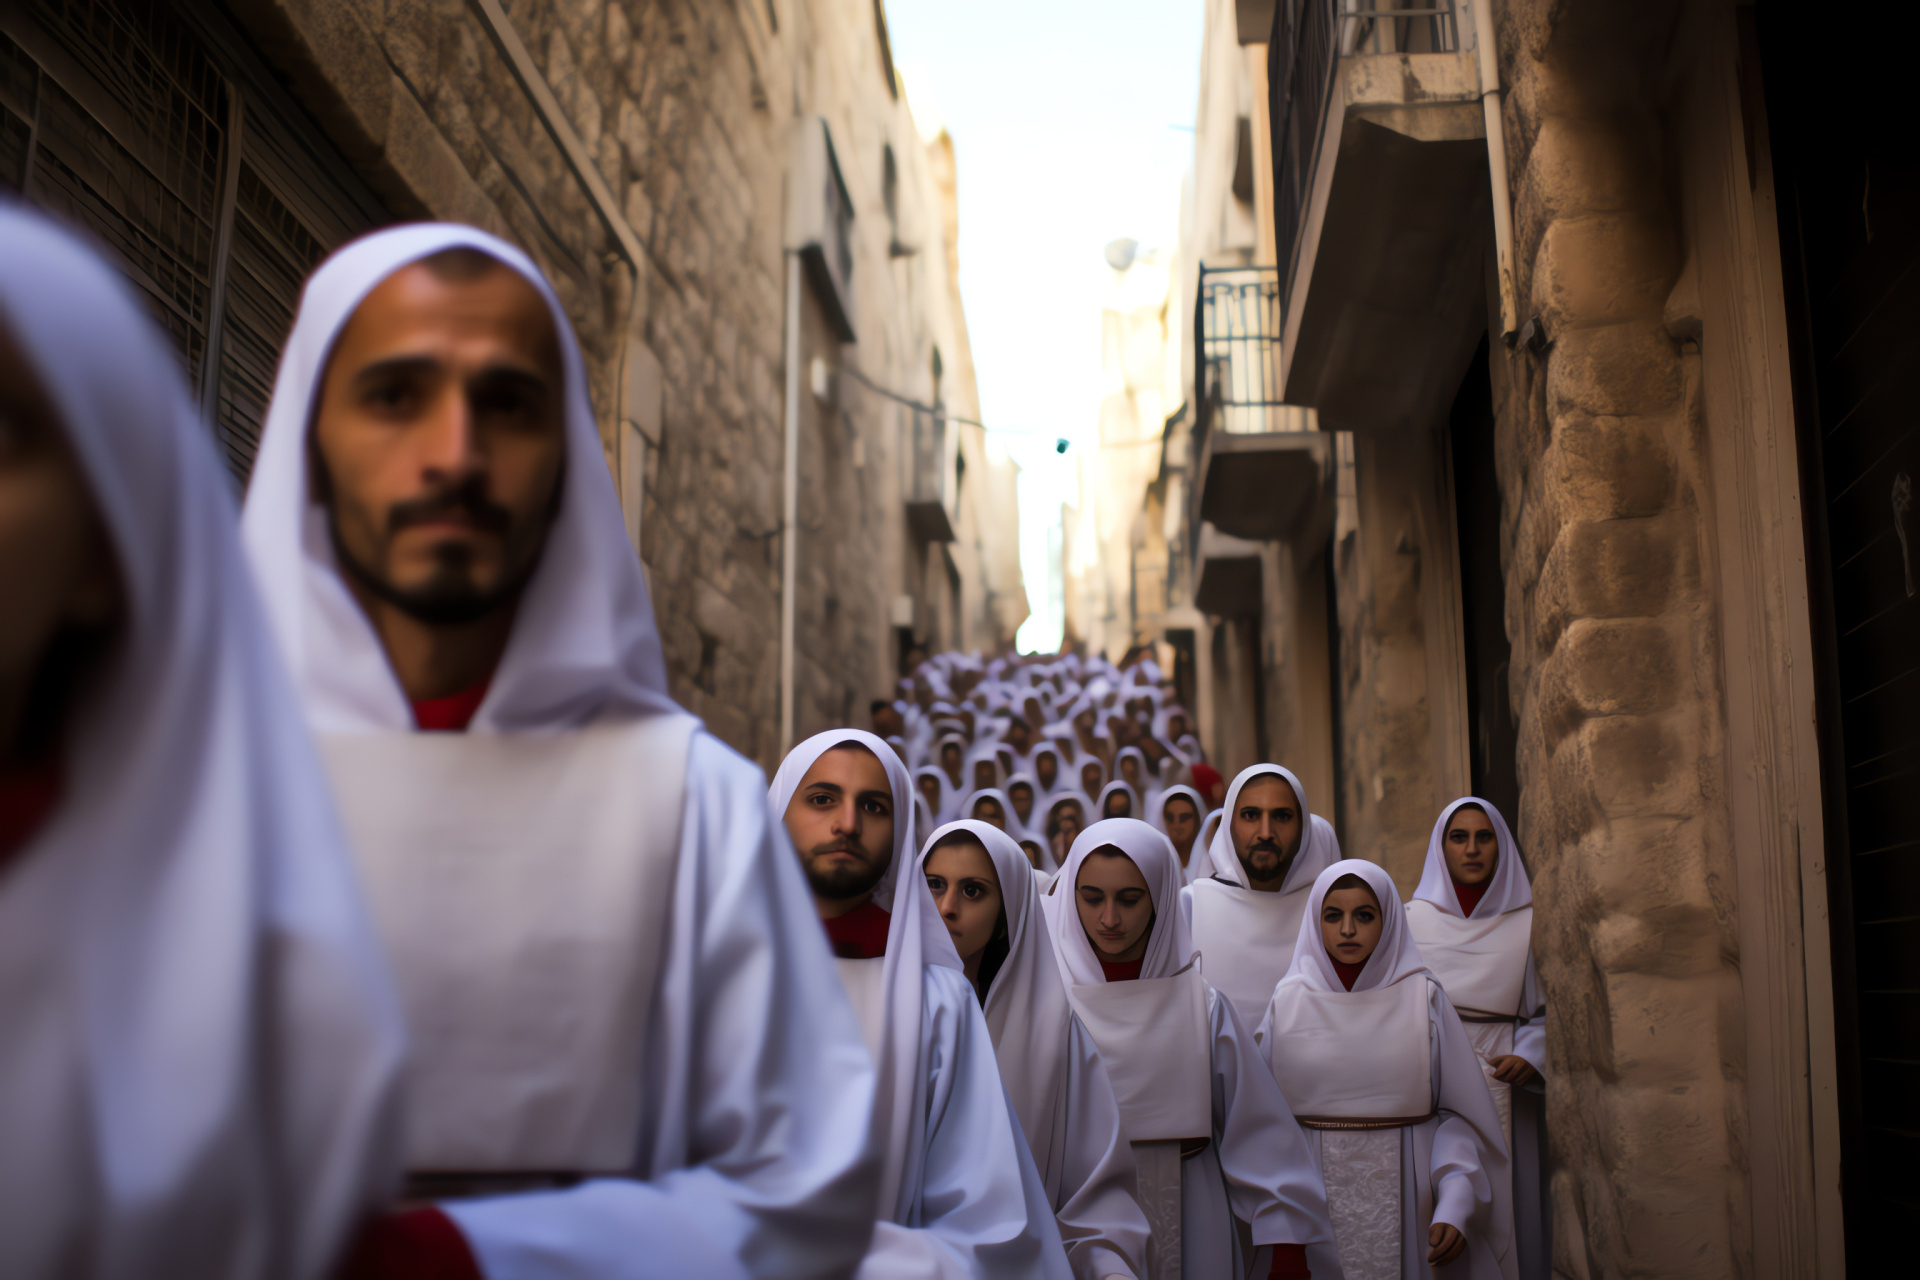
1492;0;1751;1273
227;0;1024;770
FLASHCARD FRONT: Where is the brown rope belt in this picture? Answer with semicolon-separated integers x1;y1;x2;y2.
1295;1111;1437;1131
1455;1008;1536;1025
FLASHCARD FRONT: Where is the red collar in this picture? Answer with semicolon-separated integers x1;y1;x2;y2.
822;901;891;959
1330;958;1366;990
1100;958;1143;982
411;676;492;733
1451;877;1490;918
0;755;64;867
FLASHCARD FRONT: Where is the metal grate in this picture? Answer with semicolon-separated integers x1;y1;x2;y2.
0;0;389;486
1194;264;1290;437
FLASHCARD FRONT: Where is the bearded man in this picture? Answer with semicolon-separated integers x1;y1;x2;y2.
241;225;878;1279
774;730;1073;1280
1180;766;1344;1031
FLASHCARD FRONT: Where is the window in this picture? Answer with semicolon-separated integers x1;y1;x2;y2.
0;0;391;484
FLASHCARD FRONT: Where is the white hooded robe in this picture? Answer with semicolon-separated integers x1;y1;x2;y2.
240;224;879;1280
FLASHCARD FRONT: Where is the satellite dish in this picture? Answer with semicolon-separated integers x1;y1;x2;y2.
1104;238;1139;272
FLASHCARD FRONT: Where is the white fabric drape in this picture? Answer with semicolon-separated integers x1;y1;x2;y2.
773;732;1069;1280
1148;784;1209;885
241;224;881;1279
237;223;676;735
1260;860;1514;1280
1045;821;1336;1280
0;205;405;1280
1408;799;1547;1279
1202;765;1342;893
919;821;1150;1280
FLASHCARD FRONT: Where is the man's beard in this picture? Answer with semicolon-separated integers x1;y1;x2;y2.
1239;834;1300;886
327;483;537;626
805;839;891;903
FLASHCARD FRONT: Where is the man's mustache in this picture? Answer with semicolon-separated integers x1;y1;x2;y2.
810;838;873;860
388;482;513;535
1249;837;1287;856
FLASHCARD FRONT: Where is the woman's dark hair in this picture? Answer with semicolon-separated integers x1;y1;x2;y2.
1327;871;1380;905
1447;803;1490;832
929;829;1010;1004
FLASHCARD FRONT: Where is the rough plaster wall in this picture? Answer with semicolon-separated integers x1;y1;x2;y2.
1333;429;1452;892
252;0;1005;769
1493;0;1750;1274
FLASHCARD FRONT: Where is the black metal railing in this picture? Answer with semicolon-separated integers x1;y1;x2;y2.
1268;2;1459;312
1194;265;1287;439
1269;0;1338;305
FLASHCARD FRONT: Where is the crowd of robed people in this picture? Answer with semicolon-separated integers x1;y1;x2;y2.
0;203;1546;1280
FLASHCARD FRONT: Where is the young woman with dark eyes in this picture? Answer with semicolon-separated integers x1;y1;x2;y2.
1405;799;1546;1279
1257;861;1512;1279
1046;819;1333;1280
919;821;1151;1280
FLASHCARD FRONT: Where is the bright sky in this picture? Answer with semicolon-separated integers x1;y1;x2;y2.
885;0;1204;652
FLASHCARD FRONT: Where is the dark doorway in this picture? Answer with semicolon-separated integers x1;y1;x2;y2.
1760;0;1920;1266
1449;333;1520;826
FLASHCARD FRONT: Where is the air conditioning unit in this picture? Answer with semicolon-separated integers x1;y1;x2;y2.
788;116;857;342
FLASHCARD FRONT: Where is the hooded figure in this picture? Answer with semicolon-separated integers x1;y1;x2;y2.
915;763;962;825
772;730;1071;1279
1149;784;1211;885
1113;745;1160;806
1406;800;1546;1280
1094;779;1141;822
1257;861;1512;1280
918;821;1151;1280
240;224;875;1277
1003;770;1043;840
965;785;1018;835
0;206;403;1278
1047;820;1334;1280
1031;742;1070;803
1182;765;1345;1030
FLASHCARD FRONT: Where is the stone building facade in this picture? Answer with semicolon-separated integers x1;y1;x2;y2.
1120;0;1902;1273
0;0;1023;772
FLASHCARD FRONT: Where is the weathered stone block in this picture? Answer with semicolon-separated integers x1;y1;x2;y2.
1581;712;1696;817
1532;212;1678;330
1550;410;1675;520
1554;617;1681;718
1546;322;1682;419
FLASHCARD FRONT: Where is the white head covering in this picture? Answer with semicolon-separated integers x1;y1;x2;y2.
1093;778;1142;821
1002;770;1041;829
769;729;958;1222
1205;764;1342;894
913;763;959;823
1113;745;1157;798
1149;784;1210;885
917;820;1075;1190
238;223;677;734
1029;742;1069;800
1278;860;1430;994
1413;797;1533;920
1048;818;1196;987
0;205;404;1279
965;786;1017;834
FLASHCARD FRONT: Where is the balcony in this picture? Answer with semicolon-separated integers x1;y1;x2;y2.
904;406;955;543
1190;265;1333;546
1267;0;1493;429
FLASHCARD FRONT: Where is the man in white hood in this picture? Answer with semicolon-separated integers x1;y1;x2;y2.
241;224;878;1279
1182;765;1344;1032
774;729;1073;1280
0;199;403;1280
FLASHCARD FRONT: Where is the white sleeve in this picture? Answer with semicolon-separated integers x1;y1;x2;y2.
1426;982;1512;1270
858;967;1071;1279
1512;953;1546;1074
1052;1018;1150;1280
447;732;880;1280
1206;989;1334;1249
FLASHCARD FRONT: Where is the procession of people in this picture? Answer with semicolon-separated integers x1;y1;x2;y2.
0;208;1547;1279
